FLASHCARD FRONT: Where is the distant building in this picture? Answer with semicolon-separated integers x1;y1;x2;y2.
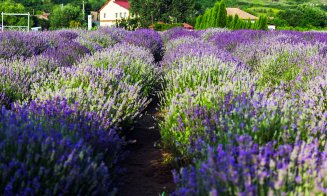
36;12;50;20
99;0;130;26
90;11;99;21
183;23;193;30
226;8;258;22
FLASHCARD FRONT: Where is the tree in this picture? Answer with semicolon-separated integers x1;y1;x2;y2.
277;4;326;28
49;4;83;29
258;16;268;30
211;1;220;27
207;7;213;27
246;18;252;29
87;0;107;11
205;9;213;28
129;0;196;27
195;15;202;29
171;0;196;23
129;0;166;27
226;15;233;28
217;0;227;27
0;0;31;27
200;11;208;29
232;14;239;29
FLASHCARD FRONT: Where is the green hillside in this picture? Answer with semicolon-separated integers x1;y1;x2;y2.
196;0;327;29
197;0;327;17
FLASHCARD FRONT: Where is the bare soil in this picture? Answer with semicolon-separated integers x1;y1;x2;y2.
117;100;175;196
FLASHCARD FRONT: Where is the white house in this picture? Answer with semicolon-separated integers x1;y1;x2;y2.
99;0;130;26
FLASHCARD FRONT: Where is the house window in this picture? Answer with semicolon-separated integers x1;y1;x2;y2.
104;13;106;18
120;12;122;17
124;12;127;18
115;13;118;18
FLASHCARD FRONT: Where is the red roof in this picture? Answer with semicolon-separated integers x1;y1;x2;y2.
99;0;130;12
116;0;130;10
183;23;193;29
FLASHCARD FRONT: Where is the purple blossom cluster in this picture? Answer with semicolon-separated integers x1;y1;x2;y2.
161;27;202;43
77;27;128;51
123;28;163;62
209;30;267;52
30;47;153;129
0;98;122;195
160;28;327;195
173;136;327;195
83;43;158;96
0;31;49;60
0;28;128;107
0;56;59;107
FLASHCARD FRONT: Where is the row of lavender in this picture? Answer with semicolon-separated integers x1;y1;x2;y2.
159;28;327;195
0;28;163;194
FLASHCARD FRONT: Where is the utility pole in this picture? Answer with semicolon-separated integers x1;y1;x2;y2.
82;0;85;20
1;12;4;32
27;12;30;32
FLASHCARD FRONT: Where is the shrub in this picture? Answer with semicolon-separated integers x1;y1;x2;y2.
173;136;327;195
83;43;158;97
0;56;59;107
0;31;49;60
0;98;123;195
124;29;163;62
30;51;151;128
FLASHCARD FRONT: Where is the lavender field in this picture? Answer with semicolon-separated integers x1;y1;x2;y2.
0;27;326;195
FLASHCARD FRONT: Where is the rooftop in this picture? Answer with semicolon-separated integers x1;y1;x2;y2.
226;8;258;20
99;0;130;12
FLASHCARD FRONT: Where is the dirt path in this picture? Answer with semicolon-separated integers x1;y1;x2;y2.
117;100;175;196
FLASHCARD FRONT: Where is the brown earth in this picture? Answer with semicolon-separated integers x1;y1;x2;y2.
117;100;175;196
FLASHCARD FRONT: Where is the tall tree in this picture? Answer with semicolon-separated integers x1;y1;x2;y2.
208;6;215;27
129;0;195;26
258;15;268;30
129;0;164;26
217;0;227;27
232;14;239;29
200;11;208;29
195;15;202;29
211;1;220;27
171;0;195;23
226;15;233;28
49;4;83;29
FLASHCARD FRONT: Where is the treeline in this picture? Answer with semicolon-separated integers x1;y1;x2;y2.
195;0;268;30
275;4;326;29
196;0;326;30
128;0;196;27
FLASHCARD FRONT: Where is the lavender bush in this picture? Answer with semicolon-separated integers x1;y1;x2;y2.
173;135;327;195
78;27;127;50
82;43;158;96
0;98;122;195
160;29;327;194
123;28;163;62
161;27;202;43
161;89;325;159
0;31;49;60
0;28;161;195
0;56;59;107
30;49;152;128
